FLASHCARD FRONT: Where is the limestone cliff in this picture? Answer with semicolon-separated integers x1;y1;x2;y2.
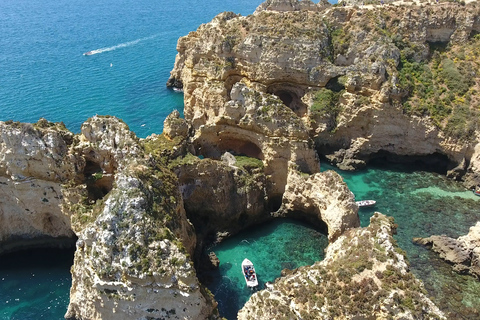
0;117;216;320
414;221;480;280
0;119;76;254
238;213;446;319
167;0;480;187
63;117;213;320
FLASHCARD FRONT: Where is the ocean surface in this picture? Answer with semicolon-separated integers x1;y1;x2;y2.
0;0;262;138
0;0;479;319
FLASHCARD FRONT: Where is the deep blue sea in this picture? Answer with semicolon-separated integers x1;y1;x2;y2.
1;0;478;319
0;0;262;138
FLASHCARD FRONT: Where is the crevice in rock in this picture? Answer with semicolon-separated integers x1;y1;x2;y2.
195;136;263;160
267;195;283;212
267;83;307;117
82;152;116;202
225;75;243;100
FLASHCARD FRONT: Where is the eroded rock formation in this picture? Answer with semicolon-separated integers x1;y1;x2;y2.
238;213;446;319
414;222;480;279
167;0;480;187
0;120;76;254
279;169;359;241
0;117;216;320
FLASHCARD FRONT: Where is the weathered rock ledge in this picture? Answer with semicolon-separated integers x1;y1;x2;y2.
414;221;480;280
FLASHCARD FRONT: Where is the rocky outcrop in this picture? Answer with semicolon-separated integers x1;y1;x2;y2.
167;0;480;187
0;116;216;319
64;116;214;320
238;213;446;319
413;222;480;279
184;81;320;198
0;119;76;254
163;110;189;140
279;169;359;241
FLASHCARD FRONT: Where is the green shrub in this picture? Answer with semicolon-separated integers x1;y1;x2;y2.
311;88;343;131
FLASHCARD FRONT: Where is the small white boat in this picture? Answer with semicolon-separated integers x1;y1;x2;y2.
241;258;258;288
356;200;376;208
83;51;94;56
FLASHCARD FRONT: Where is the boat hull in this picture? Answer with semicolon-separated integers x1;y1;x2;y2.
241;258;258;288
356;200;376;208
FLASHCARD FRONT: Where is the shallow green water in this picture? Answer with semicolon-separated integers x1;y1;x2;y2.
322;162;480;319
205;219;329;320
208;163;480;319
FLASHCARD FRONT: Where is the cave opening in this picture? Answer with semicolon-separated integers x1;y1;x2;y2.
325;76;345;93
367;150;453;175
267;84;307;117
83;158;115;202
196;137;264;161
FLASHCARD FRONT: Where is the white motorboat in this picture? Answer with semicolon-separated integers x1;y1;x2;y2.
356;200;376;208
241;258;258;288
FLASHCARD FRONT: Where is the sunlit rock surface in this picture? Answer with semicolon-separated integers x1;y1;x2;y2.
167;0;480;187
414;221;480;280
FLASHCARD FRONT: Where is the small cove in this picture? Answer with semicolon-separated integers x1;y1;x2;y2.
322;162;480;319
204;218;329;320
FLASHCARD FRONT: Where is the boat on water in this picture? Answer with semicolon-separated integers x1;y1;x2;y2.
356;200;376;208
474;186;480;196
83;51;94;56
241;258;258;288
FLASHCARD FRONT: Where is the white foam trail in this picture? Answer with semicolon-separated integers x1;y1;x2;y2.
84;34;158;56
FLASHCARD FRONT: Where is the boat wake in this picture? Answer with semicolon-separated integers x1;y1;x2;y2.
83;34;158;56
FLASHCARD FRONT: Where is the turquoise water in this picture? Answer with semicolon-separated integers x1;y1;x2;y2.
205;219;329;320
0;248;75;320
208;163;480;319
0;0;261;138
322;162;480;319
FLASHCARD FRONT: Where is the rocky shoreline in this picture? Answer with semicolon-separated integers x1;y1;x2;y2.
1;0;480;319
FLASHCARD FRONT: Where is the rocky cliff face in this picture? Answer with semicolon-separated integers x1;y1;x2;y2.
63;117;212;320
238;213;446;319
0;117;216;320
0;119;76;254
167;0;480;187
